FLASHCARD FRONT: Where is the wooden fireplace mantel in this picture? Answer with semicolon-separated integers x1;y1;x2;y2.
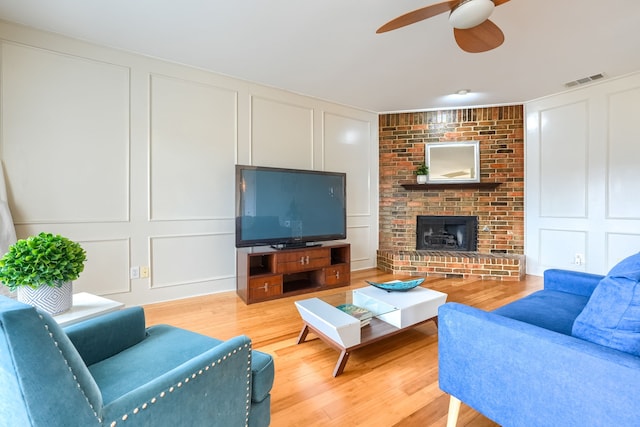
400;182;501;191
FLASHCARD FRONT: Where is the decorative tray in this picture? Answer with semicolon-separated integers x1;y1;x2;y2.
365;278;425;292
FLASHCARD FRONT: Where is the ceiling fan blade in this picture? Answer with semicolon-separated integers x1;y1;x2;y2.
453;19;505;53
376;1;458;34
493;0;511;6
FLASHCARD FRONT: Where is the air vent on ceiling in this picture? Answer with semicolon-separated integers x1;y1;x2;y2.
564;73;606;88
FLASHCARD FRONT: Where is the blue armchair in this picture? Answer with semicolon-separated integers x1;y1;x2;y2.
439;252;640;427
0;296;274;427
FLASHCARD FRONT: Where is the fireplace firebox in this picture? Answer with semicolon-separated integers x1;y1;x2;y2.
416;215;478;252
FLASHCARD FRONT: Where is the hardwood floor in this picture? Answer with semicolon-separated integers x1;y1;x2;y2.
142;269;543;427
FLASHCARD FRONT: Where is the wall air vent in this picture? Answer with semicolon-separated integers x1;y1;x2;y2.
564;73;606;88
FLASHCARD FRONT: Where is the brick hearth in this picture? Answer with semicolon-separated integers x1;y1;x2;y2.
377;250;526;281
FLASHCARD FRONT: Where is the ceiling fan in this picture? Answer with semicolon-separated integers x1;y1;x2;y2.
377;0;511;53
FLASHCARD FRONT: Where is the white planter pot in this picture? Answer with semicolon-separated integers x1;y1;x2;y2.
17;282;73;315
416;175;428;184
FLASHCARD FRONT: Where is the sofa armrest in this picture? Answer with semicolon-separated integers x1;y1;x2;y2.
543;268;603;296
99;335;253;427
438;302;640;426
64;307;147;365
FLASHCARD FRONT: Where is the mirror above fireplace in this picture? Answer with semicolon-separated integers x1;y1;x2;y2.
425;141;480;183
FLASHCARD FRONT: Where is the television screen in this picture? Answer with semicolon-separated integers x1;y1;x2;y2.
235;165;346;248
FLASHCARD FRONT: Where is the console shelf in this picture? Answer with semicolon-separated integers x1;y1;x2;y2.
236;243;350;304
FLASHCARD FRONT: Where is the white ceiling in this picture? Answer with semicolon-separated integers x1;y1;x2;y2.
0;0;639;112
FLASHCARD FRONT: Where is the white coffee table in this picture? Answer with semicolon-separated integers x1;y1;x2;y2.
54;292;124;327
295;285;447;376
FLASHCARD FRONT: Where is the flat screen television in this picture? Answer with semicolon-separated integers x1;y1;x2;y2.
235;165;346;249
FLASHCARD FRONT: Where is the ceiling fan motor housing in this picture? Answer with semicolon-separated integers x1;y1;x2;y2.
449;0;495;29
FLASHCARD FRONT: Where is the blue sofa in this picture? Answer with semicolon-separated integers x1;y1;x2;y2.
0;296;274;426
439;252;640;427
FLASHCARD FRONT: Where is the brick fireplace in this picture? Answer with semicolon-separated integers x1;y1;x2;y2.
378;106;525;280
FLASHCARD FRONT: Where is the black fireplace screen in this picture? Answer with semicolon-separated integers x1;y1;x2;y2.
416;215;478;251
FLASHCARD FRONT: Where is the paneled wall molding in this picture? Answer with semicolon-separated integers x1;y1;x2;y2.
526;71;640;275
149;73;237;222
1;41;131;224
249;95;315;169
0;21;378;306
74;237;132;296
149;232;235;289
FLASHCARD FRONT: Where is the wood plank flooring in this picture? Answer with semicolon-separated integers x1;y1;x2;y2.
142;268;543;427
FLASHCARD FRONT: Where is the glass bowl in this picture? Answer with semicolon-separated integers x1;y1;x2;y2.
365;278;425;292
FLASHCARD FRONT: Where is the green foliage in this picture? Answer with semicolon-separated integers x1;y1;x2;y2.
414;163;429;175
0;233;86;291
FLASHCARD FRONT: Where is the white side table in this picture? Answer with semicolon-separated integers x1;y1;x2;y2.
54;292;124;327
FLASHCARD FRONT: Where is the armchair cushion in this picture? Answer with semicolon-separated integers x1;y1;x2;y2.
88;324;229;404
572;252;640;356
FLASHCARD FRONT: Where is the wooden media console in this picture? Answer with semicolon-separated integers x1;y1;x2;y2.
236;243;350;304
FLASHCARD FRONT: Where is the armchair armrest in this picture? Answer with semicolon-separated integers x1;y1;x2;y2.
438;302;640;426
543;269;603;297
64;307;147;365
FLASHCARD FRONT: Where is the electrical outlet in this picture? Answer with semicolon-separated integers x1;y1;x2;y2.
574;254;584;265
140;266;149;278
130;266;140;279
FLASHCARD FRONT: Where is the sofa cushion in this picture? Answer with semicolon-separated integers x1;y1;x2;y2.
493;290;589;336
572;252;640;356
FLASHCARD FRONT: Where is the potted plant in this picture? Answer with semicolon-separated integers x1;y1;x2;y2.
0;232;86;315
414;163;429;184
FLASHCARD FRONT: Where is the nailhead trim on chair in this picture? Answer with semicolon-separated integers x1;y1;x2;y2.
246;350;252;427
108;342;253;427
38;315;102;423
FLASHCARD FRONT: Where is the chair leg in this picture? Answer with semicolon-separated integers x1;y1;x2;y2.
446;395;461;427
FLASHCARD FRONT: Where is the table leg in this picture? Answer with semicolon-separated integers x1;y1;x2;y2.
433;316;438;328
296;324;310;344
333;349;351;377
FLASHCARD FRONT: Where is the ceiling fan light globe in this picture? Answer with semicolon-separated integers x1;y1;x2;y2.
449;0;495;29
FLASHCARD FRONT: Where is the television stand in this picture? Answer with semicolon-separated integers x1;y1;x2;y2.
236;243;350;304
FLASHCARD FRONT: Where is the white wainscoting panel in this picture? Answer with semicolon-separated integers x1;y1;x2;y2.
1;42;130;223
324;113;371;217
346;225;372;270
149;74;237;221
539;102;588;218
73;238;130;295
606;233;640;271
539;229;587;272
526;72;640;276
150;233;235;289
250;96;313;169
607;87;640;219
